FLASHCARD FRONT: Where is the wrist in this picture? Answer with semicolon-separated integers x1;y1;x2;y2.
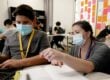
17;59;24;68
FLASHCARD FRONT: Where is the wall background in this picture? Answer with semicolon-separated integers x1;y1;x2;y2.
53;0;74;33
0;0;44;27
0;0;75;33
75;0;110;36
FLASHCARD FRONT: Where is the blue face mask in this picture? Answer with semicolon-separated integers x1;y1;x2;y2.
73;34;85;46
0;28;4;33
16;24;32;36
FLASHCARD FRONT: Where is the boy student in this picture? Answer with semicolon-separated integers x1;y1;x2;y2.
0;4;50;69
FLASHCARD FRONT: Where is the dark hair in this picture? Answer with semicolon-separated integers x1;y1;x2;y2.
4;19;12;26
105;25;110;29
13;4;35;20
72;20;95;40
56;21;61;26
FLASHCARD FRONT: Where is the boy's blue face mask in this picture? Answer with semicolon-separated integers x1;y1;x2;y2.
16;24;32;36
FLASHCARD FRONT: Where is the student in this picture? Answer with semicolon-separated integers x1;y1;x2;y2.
104;34;110;48
0;4;50;69
40;20;110;74
96;25;110;42
51;21;65;50
34;21;43;30
0;19;16;39
0;19;15;53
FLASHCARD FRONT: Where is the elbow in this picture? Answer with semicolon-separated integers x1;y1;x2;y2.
86;67;94;73
85;62;95;73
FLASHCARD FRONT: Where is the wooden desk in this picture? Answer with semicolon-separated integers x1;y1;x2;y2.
19;64;88;80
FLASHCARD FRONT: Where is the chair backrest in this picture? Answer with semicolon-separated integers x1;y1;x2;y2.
58;28;65;42
58;36;65;42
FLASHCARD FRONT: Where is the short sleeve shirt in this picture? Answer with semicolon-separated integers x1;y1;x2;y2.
2;27;17;38
2;30;50;59
69;41;110;74
54;26;65;34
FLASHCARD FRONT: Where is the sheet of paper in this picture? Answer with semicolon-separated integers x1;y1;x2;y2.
19;66;52;80
97;1;103;16
20;65;88;80
44;65;88;80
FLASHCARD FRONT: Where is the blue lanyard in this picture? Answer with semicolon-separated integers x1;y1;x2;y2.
79;41;95;59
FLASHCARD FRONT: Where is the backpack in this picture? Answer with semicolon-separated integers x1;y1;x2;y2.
57;27;65;34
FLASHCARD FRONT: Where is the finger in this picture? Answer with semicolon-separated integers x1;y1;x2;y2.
48;55;55;62
58;61;63;67
51;60;58;65
45;51;53;60
0;63;8;69
0;63;4;68
51;60;63;67
1;64;7;68
40;48;47;56
0;61;7;68
43;49;53;59
0;60;11;69
1;64;11;69
40;48;51;57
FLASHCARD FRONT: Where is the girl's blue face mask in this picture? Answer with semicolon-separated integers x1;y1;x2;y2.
16;24;32;36
73;33;85;46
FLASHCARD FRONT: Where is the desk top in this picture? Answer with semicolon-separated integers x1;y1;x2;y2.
48;34;73;37
19;64;88;80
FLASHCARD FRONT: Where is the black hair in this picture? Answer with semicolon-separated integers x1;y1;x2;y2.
105;25;110;29
4;19;12;26
72;20;95;40
56;21;61;26
13;4;35;20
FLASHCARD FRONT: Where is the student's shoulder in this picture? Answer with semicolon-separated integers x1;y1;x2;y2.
35;30;46;34
5;31;18;42
35;30;47;37
95;41;110;50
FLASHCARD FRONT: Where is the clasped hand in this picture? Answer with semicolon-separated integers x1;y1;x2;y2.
40;48;64;67
0;59;21;69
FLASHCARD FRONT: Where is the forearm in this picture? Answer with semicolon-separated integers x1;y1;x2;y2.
19;55;48;68
62;54;94;73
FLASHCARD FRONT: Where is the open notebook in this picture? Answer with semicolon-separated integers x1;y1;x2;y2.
19;65;88;80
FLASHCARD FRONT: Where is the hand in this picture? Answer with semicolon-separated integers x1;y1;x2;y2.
0;59;21;69
51;59;63;67
40;48;65;63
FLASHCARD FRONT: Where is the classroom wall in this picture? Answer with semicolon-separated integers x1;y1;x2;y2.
53;0;75;33
7;0;44;10
0;0;75;33
0;0;44;27
74;0;97;35
0;0;8;27
75;0;110;36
